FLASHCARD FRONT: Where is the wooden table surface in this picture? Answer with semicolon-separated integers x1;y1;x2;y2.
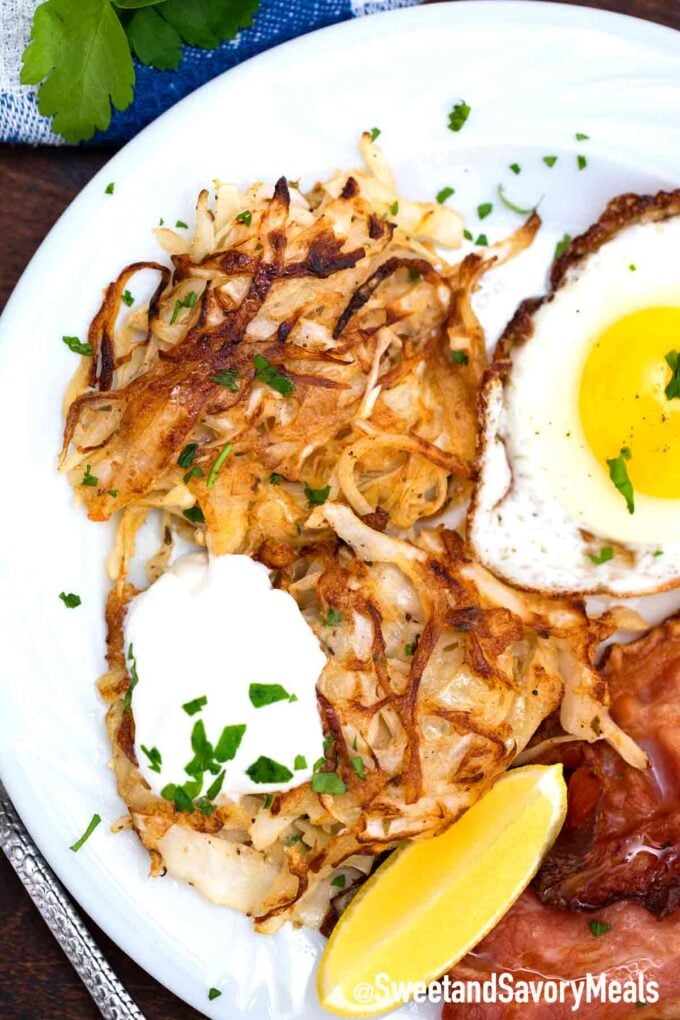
1;1;677;1017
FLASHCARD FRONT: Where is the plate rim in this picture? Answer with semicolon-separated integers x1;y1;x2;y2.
1;2;679;1016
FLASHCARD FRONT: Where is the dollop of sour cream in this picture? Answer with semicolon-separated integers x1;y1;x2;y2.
125;552;326;800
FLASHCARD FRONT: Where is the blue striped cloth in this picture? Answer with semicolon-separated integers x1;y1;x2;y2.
1;0;420;145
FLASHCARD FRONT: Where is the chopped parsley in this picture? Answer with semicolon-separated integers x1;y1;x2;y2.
206;442;233;489
653;549;664;557
588;546;613;566
236;209;252;227
629;264;637;272
121;289;134;307
263;794;273;810
62;335;92;356
477;202;493;220
575;132;590;141
404;641;418;656
210;369;239;391
509;163;521;175
205;770;225;800
253;353;295;396
542;155;558;167
323;607;342;628
294;755;307;770
59;592;81;609
183;466;204;484
450;350;469;365
463;229;473;241
122;643;139;711
474;234;488;246
284;832;302;846
304;482;330;506
269;472;284;485
105;182;114;195
331;873;346;889
408;268;421;282
311;771;347;795
69;813;101;852
389;200;399;217
107;489;118;498
182;696;207;716
177;443;198;468
182;505;205;525
497;183;536;216
554;233;571;260
175;219;188;229
81;463;98;487
436;186;455;204
140;745;162;773
350;756;366;779
589;920;612;938
208;984;222;1000
448;100;470;132
607;447;635;515
577;154;588;170
249;683;292;708
214;724;246;762
169;290;198;325
664;350;680;400
246;756;294;784
369;127;381;142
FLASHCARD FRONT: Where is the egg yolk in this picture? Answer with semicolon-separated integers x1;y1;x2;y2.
579;306;680;500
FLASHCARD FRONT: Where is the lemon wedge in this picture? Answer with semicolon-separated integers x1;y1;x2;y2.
317;764;567;1017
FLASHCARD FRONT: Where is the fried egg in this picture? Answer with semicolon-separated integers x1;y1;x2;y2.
470;191;680;595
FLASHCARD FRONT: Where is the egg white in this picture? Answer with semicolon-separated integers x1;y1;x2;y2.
470;215;680;595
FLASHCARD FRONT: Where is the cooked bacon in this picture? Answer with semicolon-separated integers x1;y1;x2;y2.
445;890;680;1019
534;614;680;917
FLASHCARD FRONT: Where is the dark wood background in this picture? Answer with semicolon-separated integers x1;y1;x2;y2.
1;1;677;1017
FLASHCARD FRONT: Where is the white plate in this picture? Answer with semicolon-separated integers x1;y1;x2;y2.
1;3;679;1017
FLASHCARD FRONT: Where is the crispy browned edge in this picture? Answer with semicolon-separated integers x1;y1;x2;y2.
467;189;680;598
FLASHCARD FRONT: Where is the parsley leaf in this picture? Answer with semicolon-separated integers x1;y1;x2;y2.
63;335;93;356
214;724;246;762
121;289;134;307
105;181;115;195
269;472;283;485
122;642;139;711
474;233;488;246
331;873;346;888
177;443;198;468
589;920;612;938
236;209;252;226
126;6;183;71
249;683;292;708
448;100;470;132
588;546;613;565
183;505;205;525
82;464;98;487
21;0;135;143
664;350;680;400
577;154;588;170
140;744;162;773
208;988;222;1001
554;233;571;261
450;350;468;365
182;696;207;716
59;592;81;609
436;186;455;204
323;607;342;628
509;163;521;175
606;447;635;514
311;771;347;795
169;290;198;325
253;354;295;396
294;754;307;770
69;813;101;852
245;756;294;784
211;369;239;391
158;0;259;49
477;202;493;220
575;132;590;140
304;482;330;506
350;756;366;779
463;229;473;241
542;155;558;167
369;127;381;142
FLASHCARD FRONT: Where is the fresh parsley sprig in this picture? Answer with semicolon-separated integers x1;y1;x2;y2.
21;0;261;143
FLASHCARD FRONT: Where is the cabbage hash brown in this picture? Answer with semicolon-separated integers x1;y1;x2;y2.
60;137;642;933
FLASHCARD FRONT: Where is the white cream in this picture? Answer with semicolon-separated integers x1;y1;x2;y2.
125;552;326;799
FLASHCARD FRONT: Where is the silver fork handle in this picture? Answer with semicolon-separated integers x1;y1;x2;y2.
0;782;146;1020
